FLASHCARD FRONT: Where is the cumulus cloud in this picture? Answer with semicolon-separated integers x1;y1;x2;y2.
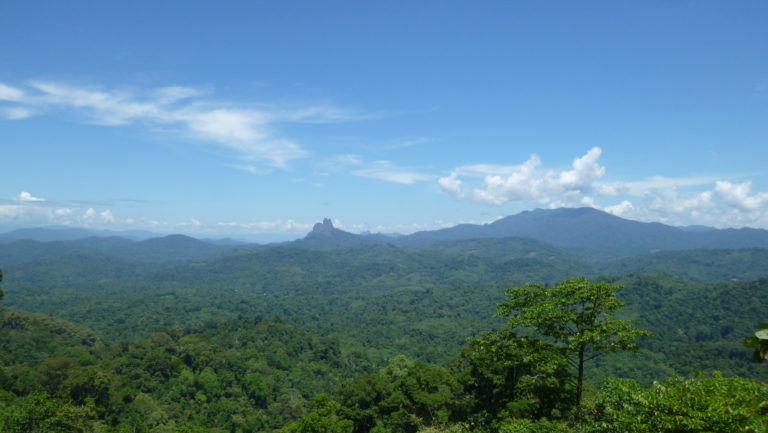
438;172;463;198
595;181;768;228
604;200;634;218
0;192;124;228
13;191;45;202
557;147;605;193
440;147;609;206
82;208;96;225
100;209;115;223
0;81;363;168
352;160;434;184
439;147;768;229
714;180;768;211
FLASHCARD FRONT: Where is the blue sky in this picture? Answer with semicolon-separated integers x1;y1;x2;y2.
1;1;767;240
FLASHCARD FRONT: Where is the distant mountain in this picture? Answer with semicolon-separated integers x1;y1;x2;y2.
70;236;135;251
200;237;248;246
412;237;574;261
296;218;389;249
0;239;94;266
0;227;97;242
397;207;768;259
110;234;232;262
89;228;161;241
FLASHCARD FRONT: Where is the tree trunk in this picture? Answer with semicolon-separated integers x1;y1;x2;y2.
576;345;585;415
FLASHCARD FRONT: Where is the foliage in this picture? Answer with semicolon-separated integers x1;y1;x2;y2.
3;237;768;432
587;374;768;433
338;356;460;433
497;418;575;433
281;394;353;433
599;248;768;282
4;239;768;381
0;310;362;433
452;331;573;426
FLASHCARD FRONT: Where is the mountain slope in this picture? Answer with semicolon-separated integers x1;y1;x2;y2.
598;248;768;282
398;207;768;259
110;234;232;262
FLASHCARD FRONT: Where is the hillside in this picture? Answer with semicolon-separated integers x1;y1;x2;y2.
599;248;768;282
398;207;768;258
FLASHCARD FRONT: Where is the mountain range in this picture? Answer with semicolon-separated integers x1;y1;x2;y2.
297;207;768;260
3;207;768;263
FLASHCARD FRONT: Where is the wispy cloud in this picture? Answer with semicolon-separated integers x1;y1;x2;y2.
315;154;363;174
609;175;722;195
0;81;365;168
215;219;313;233
385;136;434;149
352;160;434;184
2;107;32;120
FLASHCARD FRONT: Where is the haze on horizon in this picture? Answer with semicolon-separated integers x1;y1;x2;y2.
1;1;767;238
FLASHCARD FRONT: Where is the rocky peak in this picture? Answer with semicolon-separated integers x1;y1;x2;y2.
311;218;335;235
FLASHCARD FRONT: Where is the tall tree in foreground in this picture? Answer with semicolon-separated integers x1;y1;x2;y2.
497;277;651;411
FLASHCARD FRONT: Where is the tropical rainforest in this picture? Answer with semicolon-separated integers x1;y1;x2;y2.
1;208;767;432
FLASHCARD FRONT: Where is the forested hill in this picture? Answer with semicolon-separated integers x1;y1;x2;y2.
0;307;364;432
2;214;768;432
3;235;768;383
599;248;768;282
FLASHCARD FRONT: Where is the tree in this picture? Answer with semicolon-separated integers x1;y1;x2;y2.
497;277;651;411
0;267;3;301
453;330;573;426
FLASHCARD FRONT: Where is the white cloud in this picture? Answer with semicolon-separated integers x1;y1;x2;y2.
100;209;115;223
604;200;634;218
594;182;768;228
438;172;463;198
557;147;605;193
82;208;96;225
440;147;609;206
216;219;313;233
352;160;434;184
231;164;274;175
385;137;433;149
152;86;201;104
2;107;32;119
0;192;85;226
612;175;721;195
316;154;363;174
0;80;363;167
438;147;768;229
13;191;45;202
714;180;768;211
0;84;24;101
